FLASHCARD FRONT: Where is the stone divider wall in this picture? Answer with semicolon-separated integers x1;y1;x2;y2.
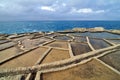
95;58;120;75
25;48;52;80
35;71;41;80
43;46;69;51
0;40;11;45
41;40;55;46
0;44;120;77
35;48;52;65
0;46;39;65
86;36;95;51
103;39;116;46
0;45;14;52
68;42;74;57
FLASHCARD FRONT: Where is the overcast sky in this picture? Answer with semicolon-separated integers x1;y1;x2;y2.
0;0;120;21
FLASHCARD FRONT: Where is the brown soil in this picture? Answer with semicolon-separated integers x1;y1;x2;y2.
41;49;70;64
71;42;91;55
89;39;110;49
100;51;120;71
42;59;120;80
0;47;22;61
45;41;68;49
0;47;48;69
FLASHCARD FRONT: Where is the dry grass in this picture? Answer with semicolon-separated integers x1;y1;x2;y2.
41;48;70;64
42;59;120;80
0;47;48;69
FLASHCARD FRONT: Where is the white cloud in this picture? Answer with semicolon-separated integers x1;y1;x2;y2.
62;3;67;7
78;8;93;13
0;4;5;7
40;6;55;12
71;8;105;14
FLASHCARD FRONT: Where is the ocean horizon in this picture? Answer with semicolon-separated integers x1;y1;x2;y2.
0;21;120;34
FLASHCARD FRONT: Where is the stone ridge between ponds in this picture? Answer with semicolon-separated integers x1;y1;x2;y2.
0;28;120;80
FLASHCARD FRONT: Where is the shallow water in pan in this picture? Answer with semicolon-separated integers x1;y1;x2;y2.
71;42;91;55
54;35;72;40
89;38;111;49
69;32;120;39
100;50;120;71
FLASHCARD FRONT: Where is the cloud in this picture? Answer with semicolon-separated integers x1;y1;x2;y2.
0;0;120;20
62;3;67;7
71;8;105;14
40;6;55;12
77;8;93;13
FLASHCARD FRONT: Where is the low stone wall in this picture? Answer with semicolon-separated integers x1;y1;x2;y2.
72;27;120;35
72;27;105;32
0;42;16;51
0;44;120;77
95;58;120;75
106;30;120;35
0;46;39;65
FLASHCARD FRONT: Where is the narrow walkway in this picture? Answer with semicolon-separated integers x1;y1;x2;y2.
68;42;74;57
103;39;116;46
86;36;95;51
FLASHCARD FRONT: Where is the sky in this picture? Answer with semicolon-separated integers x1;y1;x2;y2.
0;0;120;21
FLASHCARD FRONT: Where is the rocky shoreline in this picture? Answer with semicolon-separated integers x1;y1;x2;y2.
0;27;120;80
0;27;120;37
71;27;120;34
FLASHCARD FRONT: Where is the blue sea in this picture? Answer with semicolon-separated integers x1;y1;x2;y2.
0;21;120;34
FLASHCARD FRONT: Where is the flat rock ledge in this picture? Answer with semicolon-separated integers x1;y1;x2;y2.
72;27;120;34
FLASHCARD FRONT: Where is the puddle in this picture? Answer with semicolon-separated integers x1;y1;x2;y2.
100;50;120;71
69;32;120;39
54;35;72;40
89;39;110;49
74;36;87;43
71;42;91;55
